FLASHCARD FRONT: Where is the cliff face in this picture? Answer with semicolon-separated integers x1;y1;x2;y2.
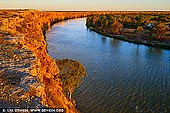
0;10;92;112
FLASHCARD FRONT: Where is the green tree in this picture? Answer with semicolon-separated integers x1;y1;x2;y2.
56;59;87;99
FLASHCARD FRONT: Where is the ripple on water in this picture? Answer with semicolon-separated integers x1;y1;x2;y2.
46;18;170;113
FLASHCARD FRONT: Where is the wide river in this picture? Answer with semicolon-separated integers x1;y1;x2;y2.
46;18;170;113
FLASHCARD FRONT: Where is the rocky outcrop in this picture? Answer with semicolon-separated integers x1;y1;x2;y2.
0;9;93;112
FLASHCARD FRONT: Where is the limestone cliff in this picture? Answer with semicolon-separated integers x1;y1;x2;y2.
0;9;93;113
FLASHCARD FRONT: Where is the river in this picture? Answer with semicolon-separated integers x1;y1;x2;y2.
46;18;170;113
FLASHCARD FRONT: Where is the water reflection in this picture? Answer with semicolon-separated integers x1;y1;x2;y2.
110;38;120;46
145;47;163;61
146;47;163;55
60;21;66;26
132;45;140;57
101;36;107;43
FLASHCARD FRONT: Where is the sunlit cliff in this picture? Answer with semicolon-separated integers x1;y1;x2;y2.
0;9;94;113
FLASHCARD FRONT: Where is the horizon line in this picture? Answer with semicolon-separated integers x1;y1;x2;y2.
0;8;170;12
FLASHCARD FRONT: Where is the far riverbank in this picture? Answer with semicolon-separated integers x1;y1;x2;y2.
87;25;170;50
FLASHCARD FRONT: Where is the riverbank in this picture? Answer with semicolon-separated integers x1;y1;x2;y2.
86;13;170;50
87;25;170;50
0;9;94;113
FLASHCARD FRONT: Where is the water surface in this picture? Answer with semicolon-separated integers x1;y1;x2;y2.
46;18;170;113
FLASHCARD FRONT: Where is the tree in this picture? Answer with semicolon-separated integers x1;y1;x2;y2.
56;59;87;99
136;26;144;40
92;15;99;27
109;20;123;34
101;19;108;33
86;17;92;26
154;22;166;40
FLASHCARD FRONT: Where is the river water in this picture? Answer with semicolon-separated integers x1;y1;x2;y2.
46;18;170;113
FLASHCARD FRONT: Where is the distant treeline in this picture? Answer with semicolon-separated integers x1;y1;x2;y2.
86;13;170;39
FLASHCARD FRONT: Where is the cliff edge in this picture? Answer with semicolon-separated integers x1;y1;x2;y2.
0;10;92;113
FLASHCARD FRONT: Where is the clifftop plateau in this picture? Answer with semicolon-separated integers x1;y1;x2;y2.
0;9;95;113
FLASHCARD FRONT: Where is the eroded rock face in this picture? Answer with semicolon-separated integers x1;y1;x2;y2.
0;9;93;113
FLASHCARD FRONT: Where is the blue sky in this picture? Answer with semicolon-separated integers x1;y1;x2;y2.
0;0;170;11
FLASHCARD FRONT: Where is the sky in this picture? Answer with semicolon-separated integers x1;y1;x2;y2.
0;0;170;11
